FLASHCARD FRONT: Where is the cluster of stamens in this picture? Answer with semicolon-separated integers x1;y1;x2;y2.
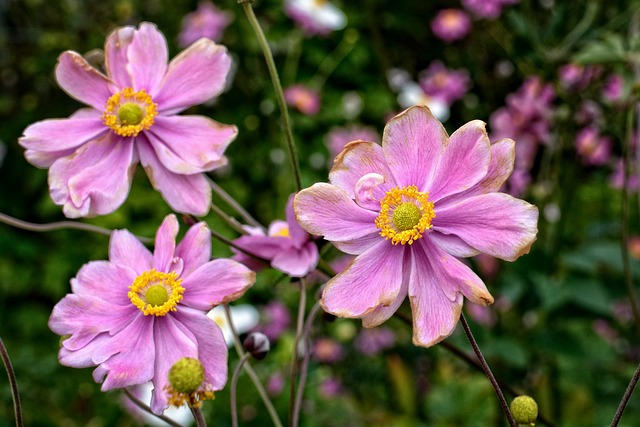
375;185;435;245
128;269;184;316
102;87;157;137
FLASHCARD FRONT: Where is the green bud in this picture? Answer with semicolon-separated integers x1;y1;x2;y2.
168;357;205;394
510;395;538;426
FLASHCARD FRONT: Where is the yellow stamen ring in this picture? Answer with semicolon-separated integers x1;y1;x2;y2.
128;269;184;316
102;88;157;137
375;185;435;245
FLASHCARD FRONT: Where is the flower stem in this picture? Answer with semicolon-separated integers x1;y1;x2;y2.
191;407;207;427
239;1;302;192
611;359;640;426
309;29;359;90
289;280;307;427
459;314;516;427
123;388;183;427
292;302;322;427
231;353;251;427
207;176;264;230
0;338;22;427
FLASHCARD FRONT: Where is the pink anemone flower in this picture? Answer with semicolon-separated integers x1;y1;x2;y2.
19;22;236;217
294;106;538;347
48;214;255;414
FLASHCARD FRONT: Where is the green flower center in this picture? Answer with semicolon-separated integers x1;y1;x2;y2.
117;102;144;126
145;285;169;307
392;202;422;231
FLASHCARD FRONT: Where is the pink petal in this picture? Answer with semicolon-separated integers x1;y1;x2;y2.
19;110;105;153
71;260;137;306
154;39;231;114
49;134;136;218
329;141;394;198
361;279;409;328
232;234;289;261
175;222;212;277
285;193;310;248
137;135;212;216
127;22;168;94
294;183;380;254
57;334;111;368
428;232;481;258
381;106;446;190
271;242;319;277
55;51;114;110
427;120;491;201
153;215;179;273
180;259;255;311
109;230;154;275
355;173;386;211
321;242;406;318
104;25;136;88
433;193;538;261
146;115;236;174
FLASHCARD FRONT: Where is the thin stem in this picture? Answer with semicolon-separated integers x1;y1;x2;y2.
209;202;247;235
123;388;183;427
191;407;207;427
207;177;264;230
309;29;359;90
292;302;322;427
239;1;302;191
459;314;516;427
288;280;307;427
611;360;640;426
231;353;251;427
223;305;284;427
0;338;22;427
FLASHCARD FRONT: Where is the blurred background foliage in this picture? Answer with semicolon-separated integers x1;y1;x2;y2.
2;0;640;426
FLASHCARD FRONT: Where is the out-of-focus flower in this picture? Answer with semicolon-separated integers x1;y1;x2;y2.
207;304;260;346
324;125;380;161
629;236;640;260
284;0;347;36
575;100;602;126
19;23;236;217
462;0;519;20
49;215;255;414
267;372;285;396
294;106;538;347
602;74;625;104
354;327;396;356
473;253;500;279
575;126;612;166
178;1;232;47
419;61;471;105
610;159;640;192
558;63;601;92
388;68;450;120
312;337;345;363
319;376;344;397
465;302;497;327
232;194;319;277
254;300;291;342
284;84;321;115
431;9;472;43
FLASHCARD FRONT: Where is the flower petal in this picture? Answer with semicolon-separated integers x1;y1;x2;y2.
104;25;136;88
271;242;319;277
285;193;310;248
181;259;255;311
109;230;154;275
127;22;168;94
321;242;406;318
137;134;212;216
49;134;136;218
55;51;114;110
146;115;236;174
433;193;538;261
329;141;394;198
428;232;481;258
361;279;409;328
153;214;179;272
154;39;231;114
19;110;105;153
381;106;446;190
175;222;212;277
354;173;386;211
71;260;137;306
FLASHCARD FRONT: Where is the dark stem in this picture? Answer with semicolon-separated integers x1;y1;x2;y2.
191;407;207;427
0;338;22;427
288;281;307;427
123;388;183;427
292;302;322;427
611;359;640;426
459;314;516;427
231;353;251;427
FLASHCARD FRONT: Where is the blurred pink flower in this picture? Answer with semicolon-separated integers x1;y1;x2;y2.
462;0;519;19
178;1;233;47
284;84;321;115
602;74;625;104
254;300;292;342
610;159;640;192
324;125;380;160
312;338;345;363
419;61;471;104
20;23;236;217
285;0;347;36
354;327;396;356
575;126;612;166
558;63;601;92
319;376;344;397
465;303;497;327
49;215;255;414
431;9;472;43
294;106;538;347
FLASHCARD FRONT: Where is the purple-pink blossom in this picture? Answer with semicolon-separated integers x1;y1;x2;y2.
575;126;612;166
20;22;236;217
284;0;347;36
294;106;538;347
49;215;255;414
232;194;319;277
178;1;233;47
284;84;321;115
419;61;471;105
324;125;380;161
462;0;519;20
602;74;625;104
431;9;472;43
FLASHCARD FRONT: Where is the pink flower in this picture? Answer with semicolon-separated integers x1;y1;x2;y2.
178;1;233;47
284;0;347;36
284;84;321;115
602;74;625;104
575;126;612;166
20;22;236;217
232;194;319;277
558;63;601;91
324;125;380;161
462;0;519;20
49;215;255;414
294;106;538;347
419;61;471;105
431;9;472;43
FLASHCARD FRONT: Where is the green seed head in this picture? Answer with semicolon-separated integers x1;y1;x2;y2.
168;357;205;394
392;202;422;231
510;395;538;426
145;285;169;307
117;102;144;125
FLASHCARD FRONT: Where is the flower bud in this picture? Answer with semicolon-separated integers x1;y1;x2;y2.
243;332;270;360
168;357;205;394
510;395;538;426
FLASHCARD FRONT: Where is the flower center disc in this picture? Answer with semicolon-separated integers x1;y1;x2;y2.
375;185;435;245
128;269;185;316
102;88;158;137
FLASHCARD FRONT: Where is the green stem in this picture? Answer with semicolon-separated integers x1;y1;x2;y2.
309;29;359;90
289;280;307;427
0;338;22;427
207;176;264;230
292;302;322;427
239;0;302;191
231;353;252;427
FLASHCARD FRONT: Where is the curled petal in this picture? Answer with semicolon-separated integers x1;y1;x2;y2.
355;173;385;210
329;141;394;198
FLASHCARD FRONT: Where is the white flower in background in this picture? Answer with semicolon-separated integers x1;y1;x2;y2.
207;304;260;346
397;82;450;121
284;0;347;36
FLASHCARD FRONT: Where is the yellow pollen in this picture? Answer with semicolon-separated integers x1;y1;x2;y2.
375;185;435;245
272;226;290;238
128;269;184;316
102;88;157;137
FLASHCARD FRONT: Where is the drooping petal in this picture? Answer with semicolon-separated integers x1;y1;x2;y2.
354;173;386;211
153;214;179;273
154;39;231;114
48;133;136;218
109;230;154;275
361;278;409;328
126;22;168;94
137;134;212;216
285;193;310;248
271;242;319;277
175;222;212;277
145;115;236;174
180;259;255;311
55;51;114;110
321;242;406;318
70;260;137;306
329;141;394;198
381;106;446;190
104;25;136;88
427;120;491;201
19;111;105;153
433;193;538;261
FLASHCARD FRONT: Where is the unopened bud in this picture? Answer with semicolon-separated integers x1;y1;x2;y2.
168;357;205;394
510;395;538;426
243;332;270;360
